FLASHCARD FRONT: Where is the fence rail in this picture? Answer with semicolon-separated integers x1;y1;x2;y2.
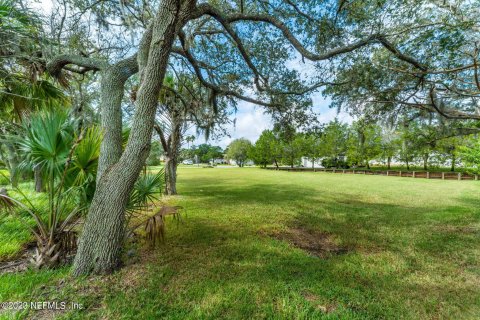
262;167;479;181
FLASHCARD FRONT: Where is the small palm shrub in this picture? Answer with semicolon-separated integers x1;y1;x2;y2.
127;169;166;240
64;126;102;204
0;111;96;268
126;168;184;247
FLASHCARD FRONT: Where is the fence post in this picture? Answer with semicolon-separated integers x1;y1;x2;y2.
343;169;345;174
475;175;478;181
458;172;461;181
442;172;445;180
386;171;389;176
333;169;335;173
426;172;430;179
353;169;355;174
413;171;416;178
399;171;402;177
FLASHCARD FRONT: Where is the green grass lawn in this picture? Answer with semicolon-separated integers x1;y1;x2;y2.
0;183;48;261
1;168;479;319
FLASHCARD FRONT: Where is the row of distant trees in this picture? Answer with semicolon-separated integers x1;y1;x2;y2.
226;118;480;173
147;116;480;173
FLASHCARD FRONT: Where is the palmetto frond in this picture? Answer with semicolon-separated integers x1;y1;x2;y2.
128;169;165;213
18;110;74;178
65;126;102;202
0;74;67;121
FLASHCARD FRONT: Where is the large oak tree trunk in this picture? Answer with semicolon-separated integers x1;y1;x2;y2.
423;154;429;171
72;0;185;276
96;56;139;182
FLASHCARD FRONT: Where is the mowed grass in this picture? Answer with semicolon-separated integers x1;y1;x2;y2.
1;167;479;319
0;183;47;261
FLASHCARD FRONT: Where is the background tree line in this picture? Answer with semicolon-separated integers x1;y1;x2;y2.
247;114;480;172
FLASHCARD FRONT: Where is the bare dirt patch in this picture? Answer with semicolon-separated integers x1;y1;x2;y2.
265;227;350;258
0;246;36;274
0;256;30;274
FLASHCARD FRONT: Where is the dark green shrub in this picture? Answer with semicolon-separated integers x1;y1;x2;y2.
321;157;350;169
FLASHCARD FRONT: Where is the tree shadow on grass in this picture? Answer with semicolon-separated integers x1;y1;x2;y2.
178;174;479;267
104;216;479;320
179;177;321;206
292;194;479;265
145;174;480;318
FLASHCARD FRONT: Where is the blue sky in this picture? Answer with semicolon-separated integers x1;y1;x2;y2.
189;92;353;149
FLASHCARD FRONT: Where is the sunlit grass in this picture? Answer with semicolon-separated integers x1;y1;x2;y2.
0;183;50;261
1;168;479;319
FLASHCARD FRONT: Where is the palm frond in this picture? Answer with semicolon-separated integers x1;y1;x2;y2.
135;205;183;247
128;169;165;213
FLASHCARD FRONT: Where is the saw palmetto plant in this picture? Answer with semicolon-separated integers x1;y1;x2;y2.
126;169;184;247
0;111;94;268
0;185;83;269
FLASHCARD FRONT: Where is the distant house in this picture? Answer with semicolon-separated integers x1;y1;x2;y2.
212;158;228;165
301;157;323;168
228;159;254;166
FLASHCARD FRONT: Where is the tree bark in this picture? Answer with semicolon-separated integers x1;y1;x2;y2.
164;156;177;195
451;154;456;172
423;154;428;171
5;143;19;187
387;156;391;169
96;56;139;182
34;164;44;192
72;0;186;276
